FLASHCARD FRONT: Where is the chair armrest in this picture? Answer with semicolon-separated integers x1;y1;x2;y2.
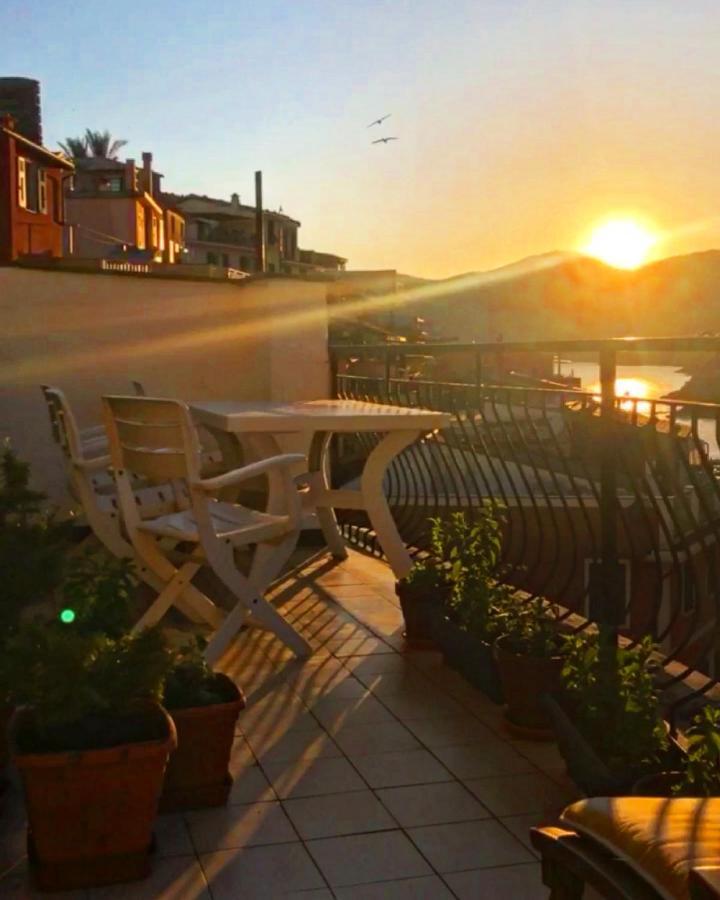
690;868;720;900
74;454;112;472
79;424;106;440
197;453;306;492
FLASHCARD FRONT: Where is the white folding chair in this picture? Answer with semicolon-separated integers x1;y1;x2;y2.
41;386;223;628
102;395;312;664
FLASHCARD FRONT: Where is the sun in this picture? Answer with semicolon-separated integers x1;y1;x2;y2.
583;218;657;270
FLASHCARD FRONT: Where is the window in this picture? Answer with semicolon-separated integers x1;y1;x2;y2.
38;169;47;214
267;220;276;244
98;176;122;192
17;157;27;208
24;160;39;212
207;251;218;264
221;253;229;267
268;262;276;273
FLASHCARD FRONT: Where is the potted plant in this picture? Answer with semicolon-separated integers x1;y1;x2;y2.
547;633;673;795
159;637;246;811
0;444;70;779
430;506;512;703
493;596;564;737
4;622;175;890
634;705;720;797
396;517;456;645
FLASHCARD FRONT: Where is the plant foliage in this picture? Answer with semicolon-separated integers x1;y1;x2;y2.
437;508;515;641
61;550;136;638
560;633;669;772
163;637;235;710
0;444;70;637
493;596;562;658
3;624;172;749
678;706;720;795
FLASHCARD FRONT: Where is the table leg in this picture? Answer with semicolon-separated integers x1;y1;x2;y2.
245;433;303;591
309;431;348;560
359;429;420;579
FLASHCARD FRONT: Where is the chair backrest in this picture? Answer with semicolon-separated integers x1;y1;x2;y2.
102;395;203;485
40;385;85;462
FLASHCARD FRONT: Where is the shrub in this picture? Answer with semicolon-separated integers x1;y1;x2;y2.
4;624;172;751
493;596;562;657
0;444;70;636
163;637;236;710
560;633;669;772
677;706;720;796
60;550;136;638
439;508;515;640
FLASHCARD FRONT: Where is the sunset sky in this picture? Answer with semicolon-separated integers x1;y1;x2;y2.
2;0;719;278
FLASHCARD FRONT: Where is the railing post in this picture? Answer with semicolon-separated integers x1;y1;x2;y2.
474;346;483;389
329;347;339;399
595;347;622;689
384;345;391;398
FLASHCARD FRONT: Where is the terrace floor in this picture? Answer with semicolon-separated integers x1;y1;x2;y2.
0;546;584;899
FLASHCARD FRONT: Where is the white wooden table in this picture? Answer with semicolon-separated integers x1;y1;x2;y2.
190;399;451;579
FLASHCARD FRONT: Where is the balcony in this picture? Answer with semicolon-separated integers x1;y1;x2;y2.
2;299;720;897
1;544;573;897
330;338;720;718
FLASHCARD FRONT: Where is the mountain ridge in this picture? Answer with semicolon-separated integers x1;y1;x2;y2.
395;249;720;342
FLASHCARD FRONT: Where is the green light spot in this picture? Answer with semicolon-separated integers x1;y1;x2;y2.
60;609;76;624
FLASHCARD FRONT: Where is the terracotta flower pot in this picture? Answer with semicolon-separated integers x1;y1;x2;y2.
633;771;687;797
12;702;176;891
395;580;449;646
160;674;245;812
494;635;563;738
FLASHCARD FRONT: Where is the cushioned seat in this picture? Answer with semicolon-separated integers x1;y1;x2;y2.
561;797;720;900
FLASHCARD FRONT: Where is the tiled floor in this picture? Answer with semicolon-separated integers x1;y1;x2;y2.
0;548;581;899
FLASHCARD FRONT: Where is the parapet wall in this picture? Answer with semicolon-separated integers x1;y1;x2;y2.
0;267;329;503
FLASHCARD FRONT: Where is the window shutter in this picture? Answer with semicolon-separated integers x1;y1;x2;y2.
17;157;27;208
38;169;47;213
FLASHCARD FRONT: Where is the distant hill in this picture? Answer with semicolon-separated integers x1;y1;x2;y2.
395;250;720;342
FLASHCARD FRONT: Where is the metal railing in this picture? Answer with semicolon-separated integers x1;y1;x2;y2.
329;337;720;717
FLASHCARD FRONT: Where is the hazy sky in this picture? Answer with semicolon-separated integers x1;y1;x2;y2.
2;0;719;277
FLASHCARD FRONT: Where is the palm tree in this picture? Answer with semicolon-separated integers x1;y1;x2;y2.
58;136;88;159
58;130;128;160
84;129;127;160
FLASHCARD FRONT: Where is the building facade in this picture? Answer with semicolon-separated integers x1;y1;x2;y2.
167;193;346;275
65;152;184;263
0;114;74;264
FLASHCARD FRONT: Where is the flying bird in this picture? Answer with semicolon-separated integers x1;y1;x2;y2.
372;136;398;144
368;114;391;127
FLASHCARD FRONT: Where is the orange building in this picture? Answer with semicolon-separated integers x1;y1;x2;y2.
0;114;74;264
65;151;184;263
